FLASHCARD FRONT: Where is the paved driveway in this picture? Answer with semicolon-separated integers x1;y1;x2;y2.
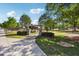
0;29;46;56
0;29;9;47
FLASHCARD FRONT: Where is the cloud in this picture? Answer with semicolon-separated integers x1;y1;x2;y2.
0;18;8;23
32;19;38;25
15;17;20;22
7;11;16;17
30;8;44;14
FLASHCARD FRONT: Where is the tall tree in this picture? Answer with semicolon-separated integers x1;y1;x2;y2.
16;22;21;28
2;21;9;29
7;17;17;30
44;18;55;31
39;13;49;25
62;4;79;31
20;14;31;35
45;3;79;31
2;17;17;30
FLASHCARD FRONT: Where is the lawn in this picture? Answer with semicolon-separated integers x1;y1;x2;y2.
5;30;38;39
52;30;79;36
52;31;68;36
5;31;26;39
36;32;79;56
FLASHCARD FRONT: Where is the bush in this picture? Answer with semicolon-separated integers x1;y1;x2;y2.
38;32;54;40
17;31;28;35
17;31;21;35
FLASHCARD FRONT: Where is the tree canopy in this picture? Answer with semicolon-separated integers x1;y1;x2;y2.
39;3;79;31
2;17;17;30
20;14;31;26
20;14;31;35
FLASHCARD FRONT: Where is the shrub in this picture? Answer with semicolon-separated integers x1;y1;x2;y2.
17;31;21;35
17;31;28;35
38;32;54;40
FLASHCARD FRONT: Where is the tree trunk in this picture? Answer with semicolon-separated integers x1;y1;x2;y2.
25;25;30;35
53;24;55;30
4;29;8;34
39;25;42;35
27;25;30;35
73;22;76;32
62;21;65;31
73;20;77;32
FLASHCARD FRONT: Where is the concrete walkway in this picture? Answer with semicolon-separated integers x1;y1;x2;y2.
0;28;46;56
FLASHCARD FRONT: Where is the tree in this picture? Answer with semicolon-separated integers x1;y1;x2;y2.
20;14;31;35
2;21;9;29
45;3;79;31
7;17;17;30
16;22;21;28
0;23;3;28
45;3;71;30
44;18;55;31
39;13;49;25
1;17;17;33
61;4;79;31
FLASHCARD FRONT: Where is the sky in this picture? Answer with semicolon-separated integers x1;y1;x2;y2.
0;3;46;24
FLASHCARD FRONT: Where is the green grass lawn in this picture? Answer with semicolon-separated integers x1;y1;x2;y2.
36;34;79;56
52;30;79;36
5;30;38;39
52;31;69;36
5;31;26;39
